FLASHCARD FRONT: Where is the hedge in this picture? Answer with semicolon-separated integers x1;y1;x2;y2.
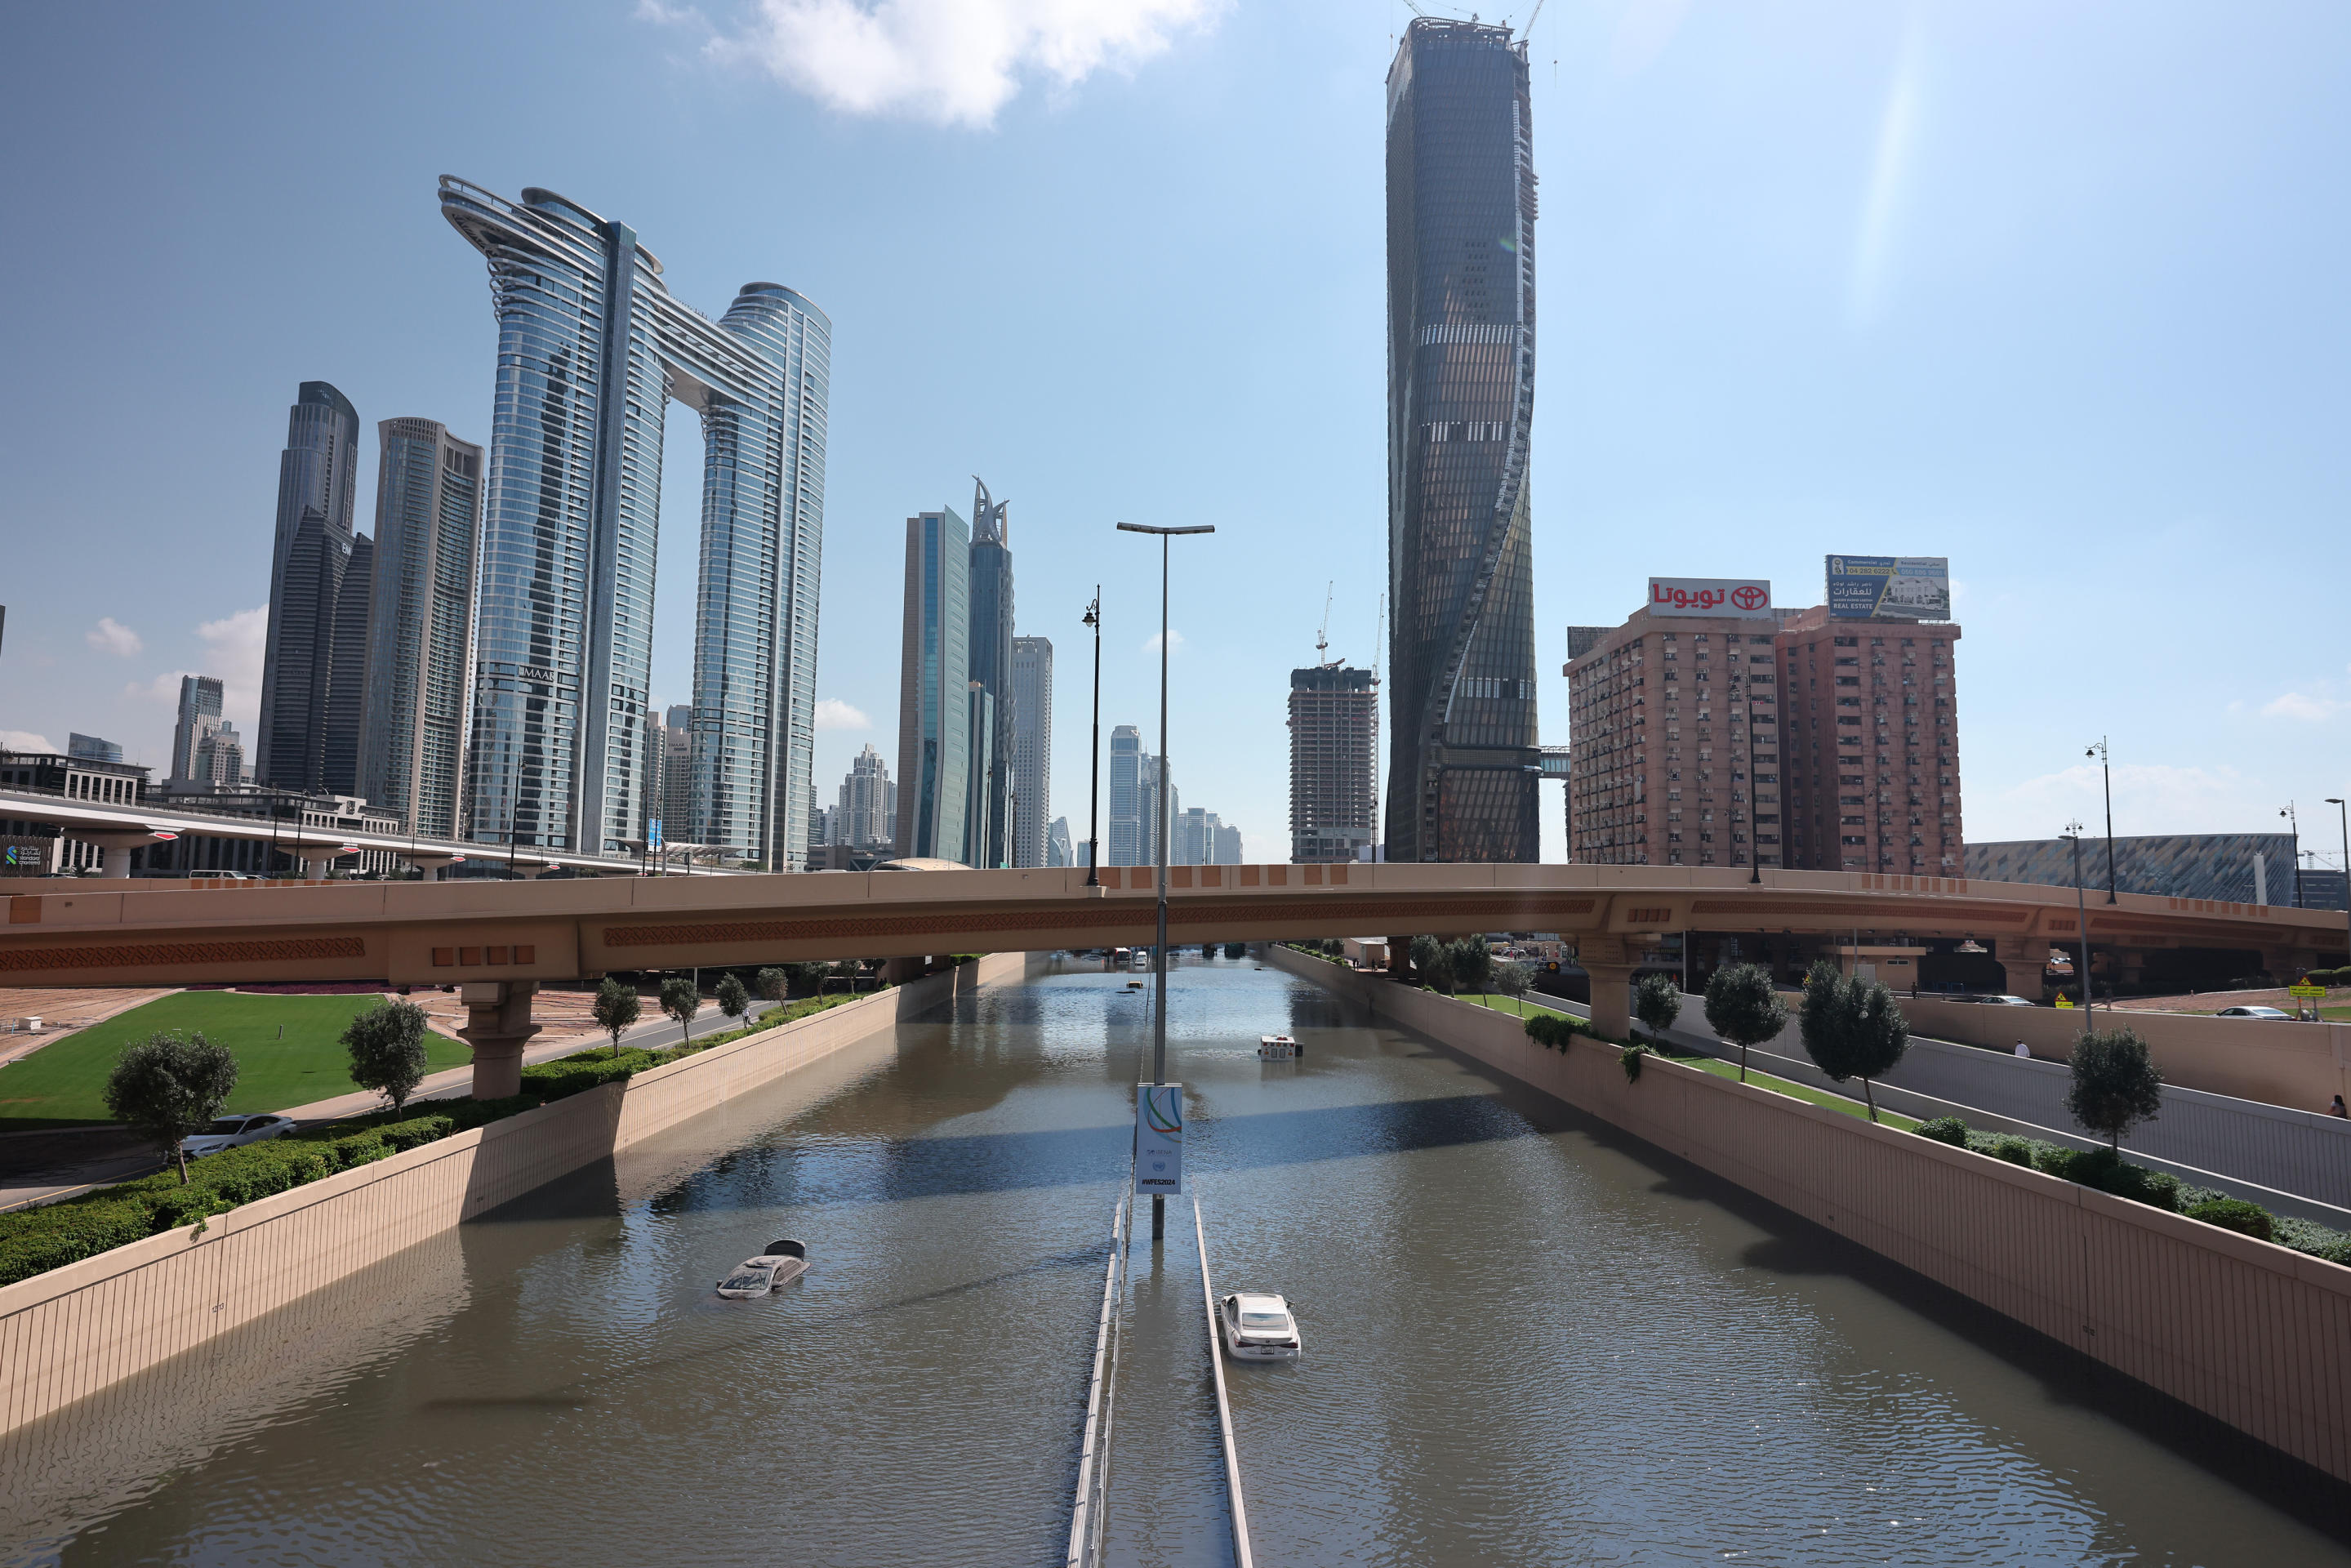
1911;1116;2351;1264
0;991;862;1287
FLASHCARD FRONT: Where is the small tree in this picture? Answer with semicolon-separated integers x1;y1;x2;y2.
344;997;432;1116
1633;972;1682;1042
715;971;751;1030
1494;960;1533;1015
593;977;641;1059
1409;934;1453;993
784;960;826;997
106;1031;239;1184
1797;960;1911;1121
755;967;789;1005
660;976;703;1045
1703;962;1788;1083
1449;938;1493;999
2066;1027;2164;1153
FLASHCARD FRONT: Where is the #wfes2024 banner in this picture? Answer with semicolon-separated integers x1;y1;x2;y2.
1133;1085;1184;1197
1826;555;1950;621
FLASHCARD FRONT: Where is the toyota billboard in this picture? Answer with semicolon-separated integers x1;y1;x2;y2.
1648;577;1774;619
1827;555;1950;621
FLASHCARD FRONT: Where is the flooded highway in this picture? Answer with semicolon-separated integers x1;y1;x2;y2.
5;956;2347;1566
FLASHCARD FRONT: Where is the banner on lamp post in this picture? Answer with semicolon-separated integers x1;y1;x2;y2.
1133;1084;1185;1198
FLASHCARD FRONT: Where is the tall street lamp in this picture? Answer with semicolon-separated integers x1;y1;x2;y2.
2086;737;2116;902
2064;819;2095;1027
1117;520;1214;1241
1084;589;1102;887
2328;799;2350;969
2280;802;2301;907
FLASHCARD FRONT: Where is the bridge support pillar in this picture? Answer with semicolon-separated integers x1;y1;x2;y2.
1992;936;2042;1000
1386;939;1411;980
458;981;541;1100
1581;936;1643;1042
884;956;927;987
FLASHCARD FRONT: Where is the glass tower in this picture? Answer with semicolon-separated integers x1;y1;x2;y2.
893;507;971;861
359;419;484;839
1383;19;1543;863
967;479;1015;868
257;381;362;794
1010;635;1053;867
440;179;830;867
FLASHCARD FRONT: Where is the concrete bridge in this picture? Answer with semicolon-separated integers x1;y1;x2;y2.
4;862;2340;1095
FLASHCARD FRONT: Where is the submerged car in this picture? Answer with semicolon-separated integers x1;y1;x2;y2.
715;1239;810;1300
1218;1292;1302;1361
1257;1034;1300;1059
179;1113;296;1160
2215;1005;2294;1021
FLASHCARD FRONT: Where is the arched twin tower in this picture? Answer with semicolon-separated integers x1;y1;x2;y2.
439;177;829;870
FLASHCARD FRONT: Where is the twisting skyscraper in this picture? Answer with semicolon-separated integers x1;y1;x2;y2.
1383;19;1542;862
440;179;829;867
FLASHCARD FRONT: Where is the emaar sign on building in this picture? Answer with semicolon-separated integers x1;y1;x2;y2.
1648;577;1774;618
1828;556;1950;621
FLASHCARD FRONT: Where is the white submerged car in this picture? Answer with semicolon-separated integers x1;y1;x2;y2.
1257;1034;1300;1059
1219;1292;1302;1361
179;1113;296;1160
715;1239;810;1300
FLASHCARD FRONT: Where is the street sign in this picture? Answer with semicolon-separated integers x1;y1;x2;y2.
2055;995;2075;1009
2289;984;2326;1000
1133;1084;1184;1198
649;817;664;850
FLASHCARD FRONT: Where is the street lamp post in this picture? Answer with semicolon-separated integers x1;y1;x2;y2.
2281;803;2301;907
2086;738;2116;902
1118;521;1213;1241
2064;819;2095;1028
2328;800;2350;970
1084;589;1102;886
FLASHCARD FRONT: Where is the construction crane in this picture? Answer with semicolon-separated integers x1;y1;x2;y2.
1316;581;1335;665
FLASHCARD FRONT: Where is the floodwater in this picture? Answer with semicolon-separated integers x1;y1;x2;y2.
4;958;2347;1566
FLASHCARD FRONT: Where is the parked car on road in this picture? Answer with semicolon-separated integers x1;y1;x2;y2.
1971;995;2039;1007
179;1113;296;1160
2215;1005;2294;1021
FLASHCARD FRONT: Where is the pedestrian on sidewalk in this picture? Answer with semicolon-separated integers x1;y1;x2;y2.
2014;1040;2030;1058
2331;1094;2347;1119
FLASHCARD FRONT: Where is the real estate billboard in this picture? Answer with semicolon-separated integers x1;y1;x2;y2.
1826;555;1949;621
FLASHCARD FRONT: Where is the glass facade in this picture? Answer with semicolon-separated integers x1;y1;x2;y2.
441;179;829;866
359;420;483;839
1383;19;1543;863
257;381;361;792
1009;635;1053;867
893;508;970;860
967;480;1015;868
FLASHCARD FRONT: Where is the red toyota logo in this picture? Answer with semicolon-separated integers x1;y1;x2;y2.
1730;585;1768;611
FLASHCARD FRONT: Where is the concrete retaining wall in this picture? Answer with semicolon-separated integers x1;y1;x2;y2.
0;951;1035;1438
1266;946;2351;1486
1901;996;2351;1113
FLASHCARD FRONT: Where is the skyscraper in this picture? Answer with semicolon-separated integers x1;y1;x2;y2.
68;733;122;764
1047;815;1073;867
320;533;373;800
662;702;693;839
441;179;829;866
1107;724;1142;866
895;506;972;862
358;420;483;839
1383;19;1542;864
640;706;666;835
967;479;1015;869
1010;635;1053;867
836;742;893;848
1143;756;1176;866
170;675;225;784
1289;663;1379;862
256;381;363;794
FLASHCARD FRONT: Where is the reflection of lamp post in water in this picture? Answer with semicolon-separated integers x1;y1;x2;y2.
1117;520;1214;1242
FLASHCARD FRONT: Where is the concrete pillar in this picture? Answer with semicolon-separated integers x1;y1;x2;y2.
86;832;163;880
457;980;541;1100
406;853;460;881
1387;938;1413;981
1992;935;2042;999
1581;935;1641;1042
884;955;927;987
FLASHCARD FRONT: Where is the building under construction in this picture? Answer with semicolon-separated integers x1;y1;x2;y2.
1289;663;1379;862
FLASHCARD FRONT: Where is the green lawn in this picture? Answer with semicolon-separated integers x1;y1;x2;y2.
0;992;468;1129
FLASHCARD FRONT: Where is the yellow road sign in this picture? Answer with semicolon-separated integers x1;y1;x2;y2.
2288;984;2326;1000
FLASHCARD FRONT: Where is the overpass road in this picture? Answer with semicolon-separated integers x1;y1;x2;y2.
3;862;2341;1097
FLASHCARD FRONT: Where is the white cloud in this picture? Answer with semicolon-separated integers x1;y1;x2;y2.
1849;14;1926;327
0;730;57;755
2261;691;2349;722
814;697;871;730
197;607;269;730
126;669;199;705
699;0;1224;129
86;617;143;658
1144;628;1185;654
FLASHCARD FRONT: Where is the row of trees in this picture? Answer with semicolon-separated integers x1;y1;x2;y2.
1405;936;1537;1012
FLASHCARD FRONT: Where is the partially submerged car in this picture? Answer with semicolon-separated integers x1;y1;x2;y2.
179;1113;296;1160
715;1239;810;1300
1257;1034;1300;1059
1218;1292;1302;1361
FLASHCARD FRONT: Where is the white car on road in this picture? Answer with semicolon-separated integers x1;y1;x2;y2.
1219;1292;1302;1361
179;1113;296;1160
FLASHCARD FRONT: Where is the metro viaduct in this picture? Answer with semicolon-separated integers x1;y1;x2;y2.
3;863;2340;1098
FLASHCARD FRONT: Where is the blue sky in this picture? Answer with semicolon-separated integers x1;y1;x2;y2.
2;0;2347;869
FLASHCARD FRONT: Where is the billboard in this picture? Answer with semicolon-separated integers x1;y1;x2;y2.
1647;577;1774;619
1827;555;1950;621
1133;1084;1185;1197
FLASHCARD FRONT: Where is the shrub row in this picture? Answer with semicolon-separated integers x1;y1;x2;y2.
1524;1013;1576;1050
0;989;871;1289
1911;1116;2351;1265
2298;966;2351;988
